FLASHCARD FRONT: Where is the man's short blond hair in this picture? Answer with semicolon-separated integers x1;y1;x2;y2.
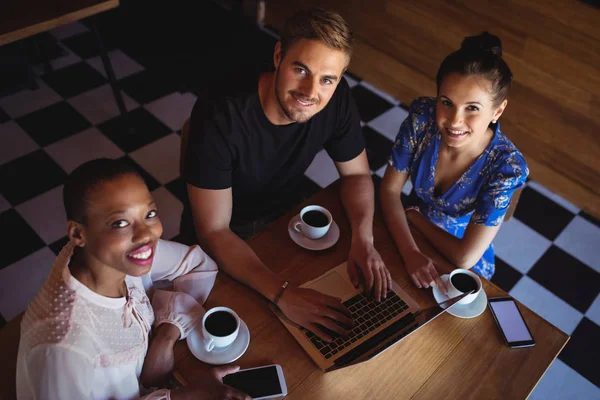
280;9;354;64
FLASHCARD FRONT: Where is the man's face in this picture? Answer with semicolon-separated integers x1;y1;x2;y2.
273;39;348;123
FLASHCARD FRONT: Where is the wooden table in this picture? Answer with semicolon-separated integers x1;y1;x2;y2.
174;181;569;399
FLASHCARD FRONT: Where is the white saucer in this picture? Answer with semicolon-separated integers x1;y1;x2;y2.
432;274;488;319
187;319;250;365
288;214;340;251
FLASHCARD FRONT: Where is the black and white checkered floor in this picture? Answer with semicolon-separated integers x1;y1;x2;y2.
0;3;598;398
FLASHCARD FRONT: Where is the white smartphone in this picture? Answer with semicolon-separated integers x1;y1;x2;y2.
222;364;288;399
488;297;536;348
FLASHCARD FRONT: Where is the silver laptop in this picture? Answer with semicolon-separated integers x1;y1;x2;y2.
273;262;469;371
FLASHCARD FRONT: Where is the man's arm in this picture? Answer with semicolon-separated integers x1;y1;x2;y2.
187;184;352;341
335;150;392;302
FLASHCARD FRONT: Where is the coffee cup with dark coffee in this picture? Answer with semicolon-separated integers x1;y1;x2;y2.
294;205;332;240
201;307;240;352
446;269;482;305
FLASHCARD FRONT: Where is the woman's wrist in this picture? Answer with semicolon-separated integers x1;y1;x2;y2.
155;323;181;344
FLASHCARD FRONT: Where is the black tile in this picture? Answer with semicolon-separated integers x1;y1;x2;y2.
344;71;362;82
528;246;600;313
118;156;160;191
41;62;106;98
580;211;600;229
363;125;393;171
119;69;179;104
491;257;523;293
0;150;67;206
61;31;114;59
351;84;394;123
0;313;6;329
49;236;70;256
0;209;45;270
16;101;91;146
0;107;9;123
98;108;171;153
165;178;187;204
558;318;600;387
513;186;575;240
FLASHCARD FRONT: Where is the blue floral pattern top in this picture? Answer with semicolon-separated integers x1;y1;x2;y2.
389;97;529;279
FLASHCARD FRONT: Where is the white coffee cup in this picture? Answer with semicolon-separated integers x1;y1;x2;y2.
445;269;482;305
294;205;332;240
202;307;240;352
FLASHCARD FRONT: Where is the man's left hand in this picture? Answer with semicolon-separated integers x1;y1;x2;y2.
347;239;392;302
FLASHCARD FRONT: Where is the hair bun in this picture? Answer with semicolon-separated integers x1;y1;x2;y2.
460;32;503;57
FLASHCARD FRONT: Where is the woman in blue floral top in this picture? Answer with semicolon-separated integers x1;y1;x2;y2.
381;32;528;292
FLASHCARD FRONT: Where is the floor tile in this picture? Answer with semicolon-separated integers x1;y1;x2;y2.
0;80;61;118
555;216;600;273
493;217;552;274
362;125;393;171
41;62;107;99
0;209;45;270
165;178;187;205
304;149;339;188
0;150;67;206
98;108;172;153
144;92;197;131
514;186;576;241
15;186;67;245
343;74;359;88
558;318;600;388
509;276;583;335
61;31;113;59
528;245;600;313
117;156;160;191
0;121;39;165
45;43;82;71
491;257;523;293
0;247;56;321
45;127;125;174
358;81;400;106
68;84;138;125
15;101;91;147
49;236;70;257
86;49;145;80
529;359;600;400
129;133;181;184
367;106;409;142
0;194;10;213
119;69;180;104
586;294;600;327
151;187;183;240
50;21;89;40
580;211;600;229
527;180;581;215
351;84;394;123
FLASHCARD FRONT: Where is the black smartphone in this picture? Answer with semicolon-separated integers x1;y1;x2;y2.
222;364;287;399
488;297;535;348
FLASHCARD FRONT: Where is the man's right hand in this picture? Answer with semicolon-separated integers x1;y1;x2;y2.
277;286;354;342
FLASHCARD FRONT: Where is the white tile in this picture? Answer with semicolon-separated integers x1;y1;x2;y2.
45;127;124;174
151;187;183;240
0;80;61;118
130;133;181;185
68;84;138;125
529;359;600;400
527;180;581;214
144;92;197;131
585;293;600;327
0;247;56;321
304;149;339;188
0;121;39;165
358;81;400;105
509;276;583;335
343;74;359;88
555;216;600;274
0;194;11;213
50;21;89;40
86;50;145;80
374;165;413;195
367;106;409;142
16;186;67;244
493;218;552;274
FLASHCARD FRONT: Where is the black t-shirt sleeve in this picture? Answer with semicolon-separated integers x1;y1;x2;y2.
183;101;234;190
323;77;365;162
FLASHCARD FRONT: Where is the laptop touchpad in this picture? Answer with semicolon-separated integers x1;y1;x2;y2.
305;271;356;299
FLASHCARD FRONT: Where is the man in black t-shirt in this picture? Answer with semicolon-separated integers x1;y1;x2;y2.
182;9;392;341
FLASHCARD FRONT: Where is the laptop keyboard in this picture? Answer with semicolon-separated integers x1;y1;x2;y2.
304;291;409;359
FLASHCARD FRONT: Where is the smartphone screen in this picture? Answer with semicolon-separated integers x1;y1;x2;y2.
223;365;285;399
489;297;535;347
